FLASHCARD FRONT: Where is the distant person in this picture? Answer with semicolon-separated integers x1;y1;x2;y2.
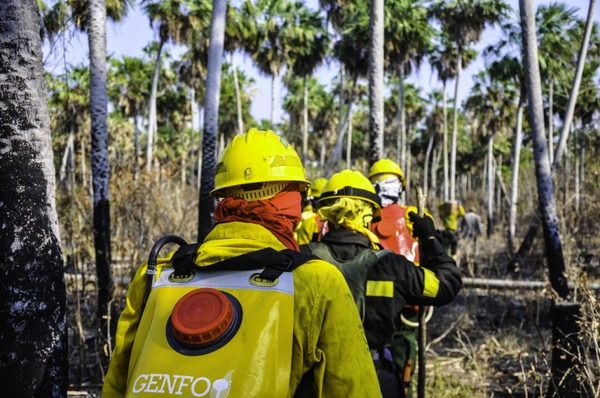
438;200;465;255
302;169;462;398
295;177;328;245
459;208;482;275
102;129;381;397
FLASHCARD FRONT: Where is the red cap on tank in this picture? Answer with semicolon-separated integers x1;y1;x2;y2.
171;288;234;346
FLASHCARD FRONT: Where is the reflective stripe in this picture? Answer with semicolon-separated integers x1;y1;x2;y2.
153;268;295;295
366;280;394;298
422;268;439;298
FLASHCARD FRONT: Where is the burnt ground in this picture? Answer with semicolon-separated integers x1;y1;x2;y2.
65;230;600;397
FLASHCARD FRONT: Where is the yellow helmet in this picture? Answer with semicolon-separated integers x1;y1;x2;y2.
369;159;406;186
310;177;328;199
318;169;381;209
212;128;310;200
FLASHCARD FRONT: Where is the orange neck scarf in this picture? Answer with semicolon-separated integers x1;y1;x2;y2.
214;191;302;251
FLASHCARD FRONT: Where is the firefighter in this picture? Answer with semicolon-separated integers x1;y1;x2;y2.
295;177;328;245
102;129;381;398
369;159;423;397
438;200;466;255
302;169;462;398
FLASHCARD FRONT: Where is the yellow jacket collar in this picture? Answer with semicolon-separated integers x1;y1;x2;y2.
194;222;287;266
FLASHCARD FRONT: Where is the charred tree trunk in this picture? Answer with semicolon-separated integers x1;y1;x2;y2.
0;1;67;395
442;83;449;202
198;0;226;241
519;0;569;299
88;0;113;355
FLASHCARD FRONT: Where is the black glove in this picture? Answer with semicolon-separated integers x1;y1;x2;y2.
408;212;436;240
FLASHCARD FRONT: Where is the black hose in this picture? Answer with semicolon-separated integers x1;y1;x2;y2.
142;235;188;309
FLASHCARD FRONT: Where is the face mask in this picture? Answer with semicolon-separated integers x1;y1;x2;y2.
374;177;403;207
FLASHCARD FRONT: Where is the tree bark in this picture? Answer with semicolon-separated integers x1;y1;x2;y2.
508;103;524;254
519;0;569;298
450;53;461;202
553;0;597;168
368;0;384;164
548;79;553;164
146;39;164;174
198;0;226;241
0;1;67;395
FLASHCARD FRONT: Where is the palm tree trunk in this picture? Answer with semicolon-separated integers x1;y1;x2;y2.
231;55;244;136
80;134;87;188
198;0;227;241
574;129;580;215
133;115;140;181
320;130;327;167
519;0;568;298
450;52;461;202
302;75;309;161
548;79;554;164
146;38;164;174
270;73;278;125
487;136;494;238
424;132;434;196
508;103;524;254
330;76;357;168
368;0;385;164
432;147;440;201
442;82;449;201
346;108;353;168
59;129;75;189
88;0;113;354
396;62;406;170
553;0;596;168
0;1;67;394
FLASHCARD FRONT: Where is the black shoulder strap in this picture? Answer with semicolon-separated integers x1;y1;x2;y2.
171;245;317;282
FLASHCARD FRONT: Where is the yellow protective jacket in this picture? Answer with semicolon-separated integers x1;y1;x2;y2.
438;202;465;231
102;222;381;398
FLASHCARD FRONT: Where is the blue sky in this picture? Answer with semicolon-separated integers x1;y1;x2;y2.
43;0;598;124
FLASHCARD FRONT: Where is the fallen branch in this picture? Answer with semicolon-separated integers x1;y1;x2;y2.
462;277;600;291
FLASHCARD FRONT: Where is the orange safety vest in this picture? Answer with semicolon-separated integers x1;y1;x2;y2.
371;204;420;264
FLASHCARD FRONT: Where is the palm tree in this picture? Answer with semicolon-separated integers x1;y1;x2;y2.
329;0;370;168
433;0;509;202
385;0;434;173
286;3;329;161
109;56;151;179
141;0;188;174
535;3;577;164
87;0;115;357
0;1;66;395
198;0;227;241
240;0;295;126
429;34;475;201
553;0;597;168
519;0;568;298
369;0;385;164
